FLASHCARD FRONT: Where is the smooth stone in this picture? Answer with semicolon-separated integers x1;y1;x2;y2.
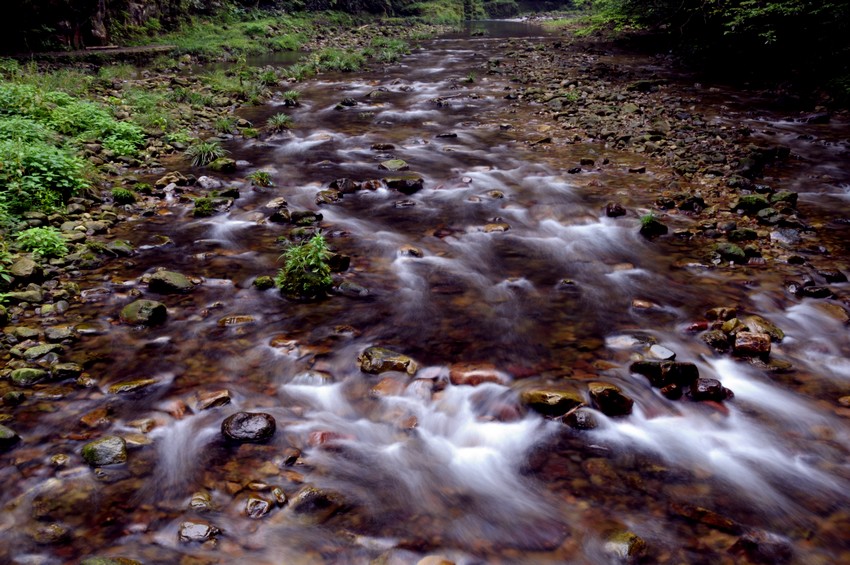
357;347;418;375
148;270;193;293
23;343;63;360
629;360;699;387
178;520;220;543
45;326;75;342
379;159;409;172
221;412;276;443
744;315;784;342
5;289;44;304
0;423;21;451
288;487;346;524
689;378;731;402
197;389;232;410
588;382;634;416
120;300;167;325
700;329;730;351
245;496;272;519
11;368;49;386
207;157;237;172
81;436;127;466
106;240;135;256
10;257;42;281
563;406;598;430
30;522;71;544
734;331;771;356
648;344;676;360
520;388;583;417
603;530;647;561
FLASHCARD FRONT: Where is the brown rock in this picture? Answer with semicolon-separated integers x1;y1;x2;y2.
734;332;771;357
588;382;634;416
520;388;583;417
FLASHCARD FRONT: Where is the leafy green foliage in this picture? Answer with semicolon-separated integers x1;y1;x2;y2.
267;113;293;132
275;233;333;299
214;116;236;134
111;187;137;204
311;48;367;72
0;140;87;213
15;227;68;259
247;170;273;187
193;197;217;217
185;139;228;166
282;90;301;105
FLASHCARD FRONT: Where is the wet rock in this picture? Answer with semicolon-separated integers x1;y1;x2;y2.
197;389;232;410
207;157;237;172
379;159;409;172
588;382;634;416
80;557;143;565
384;174;425;194
335;281;370;297
316;189;342;205
30;522;71;544
520;388;583;417
327;253;351;272
120;299;167;326
178;520;220;543
221;412;276;443
190;490;216;512
23;343;63;361
660;382;683;399
5;289;44;304
648;344;676;360
670;502;741;534
720;317;748;335
483;222;510;233
605;202;627;217
10;257;42;282
701;330;730;351
734;195;770;214
449;363;509;386
728;530;792;564
603;530;647;562
197;175;222;190
800;286;833;299
289;486;346;524
734;332;771;357
108;378;158;395
563;406;598;429
0;423;21;451
245;495;272;519
45;326;75;342
155;171;189;188
817;269;846;283
329;178;361;193
689;378;731;402
217;315;256;327
357;346;418;375
148;270;193;293
3;391;25;406
290;210;322;226
629;360;699;387
11;367;49;387
770;190;798;207
744;315;784;342
81;436;127;466
639;217;668;238
716;243;746;263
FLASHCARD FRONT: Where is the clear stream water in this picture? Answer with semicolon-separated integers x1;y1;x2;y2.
1;21;850;564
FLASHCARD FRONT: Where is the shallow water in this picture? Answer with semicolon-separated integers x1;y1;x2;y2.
2;22;850;564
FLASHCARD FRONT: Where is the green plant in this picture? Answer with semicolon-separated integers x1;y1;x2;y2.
15;226;68;259
0;140;87;213
639;211;656;227
242;127;259;138
193;197;216;217
275;233;333;299
464;72;476;83
111;187;136;204
185;139;228;167
214;117;236;134
311;48;366;73
247;170;273;187
165;130;192;145
258;69;279;87
282;90;301;106
267;113;293;132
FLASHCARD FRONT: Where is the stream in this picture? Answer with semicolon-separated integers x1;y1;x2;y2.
2;20;850;564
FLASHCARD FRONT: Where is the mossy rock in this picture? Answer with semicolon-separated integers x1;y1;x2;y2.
148;270;193;293
11;367;49;387
120;300;167;326
81;435;127;466
253;276;275;290
207;157;237;173
0;423;21;452
734;194;770;213
379;159;409;172
715;243;746;263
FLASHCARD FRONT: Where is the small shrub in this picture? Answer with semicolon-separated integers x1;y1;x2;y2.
0;140;87;213
247;170;273;187
275;233;333;299
15;227;68;259
185;139;228;167
267;113;293;132
111;187;136;204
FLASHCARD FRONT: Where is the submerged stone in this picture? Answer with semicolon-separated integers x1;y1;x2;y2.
120;300;167;326
81;436;127;466
630;360;699;388
245;495;272;519
108;378;159;395
603;530;647;562
221;412;276;443
357;347;418;375
0;424;21;451
289;486;346;524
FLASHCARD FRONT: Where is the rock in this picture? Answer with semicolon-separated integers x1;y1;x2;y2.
744;316;784;342
316;189;342;205
197;175;223;190
120;300;167;326
10;257;42;282
155;171;189;188
734;332;771;356
716;243;746;263
23;343;63;360
689;378;731;402
207;157;237;173
483;222;510;233
588;382;634;416
734;195;771;214
197;389;232;410
520;388;583;417
45;326;75;342
30;522;71;544
701;330;730;351
289;486;346;523
384;174;425;194
148;270;193;293
800;286;833;299
720;317;748;335
379;159;409;172
189;490;216;512
639;217;668;238
630;360;699;388
329;178;361;193
80;557;143;565
728;530;792;564
290;210;322;226
81;436;127;466
603;530;646;562
108;378;159;395
5;289;44;304
3;391;25;406
357;347;418;375
449;363;509;386
605;202;627;217
335;281;370;297
221;412;276;443
0;423;21;451
253;275;275;290
178;520;220;543
648;344;676;360
11;368;49;386
245;495;272;519
563;406;598;429
770;191;798;207
106;240;134;256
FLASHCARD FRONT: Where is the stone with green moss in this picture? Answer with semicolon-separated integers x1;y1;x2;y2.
11;367;49;386
120;300;167;326
81;436;127;466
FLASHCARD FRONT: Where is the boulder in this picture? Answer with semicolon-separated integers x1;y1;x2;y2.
588;382;634;416
81;436;127;466
148;270;193;293
357;347;418;375
0;423;21;451
120;300;167;326
10;257;42;282
733;332;771;357
221;412;276;443
520;388;583;417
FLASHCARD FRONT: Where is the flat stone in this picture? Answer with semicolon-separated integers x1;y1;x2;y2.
23;343;63;361
10;257;42;281
744;315;784;342
108;378;159;395
45;326;75;342
5;290;44;304
11;368;49;386
197;389;232;410
384;174;425;195
148;270;193;293
221;412;276;443
81;435;127;466
207;157;237;172
379;159;409;172
648;344;676;360
734;332;771;356
357;347;418;375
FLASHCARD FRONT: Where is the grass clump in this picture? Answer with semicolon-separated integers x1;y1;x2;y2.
275;233;333;299
111;187;137;204
192;197;217;218
247;170;273;187
185;139;228;166
267;113;293;132
311;48;366;73
282;90;301;106
15;227;68;259
214;116;236;134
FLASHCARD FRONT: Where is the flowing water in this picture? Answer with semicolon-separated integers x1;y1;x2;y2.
2;22;850;564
